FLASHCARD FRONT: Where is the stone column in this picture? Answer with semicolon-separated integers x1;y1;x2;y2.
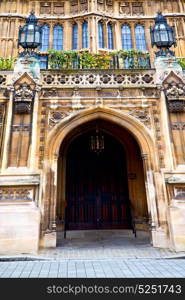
159;90;175;170
1;87;14;170
115;21;122;50
64;20;72;50
30;87;41;171
141;153;162;248
90;16;98;53
77;20;83;50
130;22;136;49
49;22;54;50
103;20;108;49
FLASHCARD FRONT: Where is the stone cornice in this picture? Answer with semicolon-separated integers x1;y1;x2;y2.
0;12;184;21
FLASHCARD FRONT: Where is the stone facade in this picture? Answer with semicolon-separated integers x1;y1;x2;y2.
0;0;185;254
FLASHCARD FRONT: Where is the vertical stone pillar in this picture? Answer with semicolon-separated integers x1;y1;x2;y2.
91;16;98;53
159;90;174;170
141;153;160;245
64;20;72;50
115;21;122;50
113;0;119;14
1;88;14;170
30;88;41;171
131;22;136;49
49;22;54;50
77;20;83;50
103;21;108;49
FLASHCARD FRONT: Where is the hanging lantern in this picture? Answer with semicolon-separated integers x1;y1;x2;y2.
150;12;176;56
91;126;104;155
18;11;42;51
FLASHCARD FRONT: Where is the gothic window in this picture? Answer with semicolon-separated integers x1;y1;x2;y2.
72;23;78;49
82;21;89;48
121;24;132;49
135;24;147;50
107;23;114;49
53;25;63;50
40;24;50;51
39;55;48;69
98;21;104;48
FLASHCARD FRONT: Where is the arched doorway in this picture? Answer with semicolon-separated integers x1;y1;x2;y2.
57;119;148;235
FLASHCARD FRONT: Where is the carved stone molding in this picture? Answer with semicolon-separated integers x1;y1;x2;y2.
49;111;71;128
174;187;185;200
171;122;185;130
168;100;185;113
129;109;151;128
13;82;35;114
0;187;34;203
0;75;7;86
42;70;155;88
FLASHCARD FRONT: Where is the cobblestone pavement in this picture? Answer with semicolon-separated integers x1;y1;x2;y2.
0;259;185;278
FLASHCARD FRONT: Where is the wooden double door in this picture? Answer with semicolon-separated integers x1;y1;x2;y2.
65;131;132;230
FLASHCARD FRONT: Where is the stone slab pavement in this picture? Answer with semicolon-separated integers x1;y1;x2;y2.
0;259;185;278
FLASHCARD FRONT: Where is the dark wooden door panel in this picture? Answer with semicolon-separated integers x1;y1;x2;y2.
66;131;131;230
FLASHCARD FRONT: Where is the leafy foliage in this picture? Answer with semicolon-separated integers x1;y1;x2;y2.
0;57;15;70
177;58;185;70
47;49;150;70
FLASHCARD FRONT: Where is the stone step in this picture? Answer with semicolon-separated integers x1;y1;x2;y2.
57;229;136;240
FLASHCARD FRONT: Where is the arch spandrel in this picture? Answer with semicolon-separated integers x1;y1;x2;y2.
45;107;158;171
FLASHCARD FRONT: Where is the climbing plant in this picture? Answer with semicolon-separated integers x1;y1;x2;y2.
0;57;15;70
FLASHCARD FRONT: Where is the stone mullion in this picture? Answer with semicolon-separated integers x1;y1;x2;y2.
93;16;98;53
49;22;54;50
77;20;83;50
131;22;136;49
145;21;154;66
114;21;122;50
103;21;108;49
63;20;70;50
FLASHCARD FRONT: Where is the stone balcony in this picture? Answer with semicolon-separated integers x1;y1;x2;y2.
0;69;156;92
41;69;156;89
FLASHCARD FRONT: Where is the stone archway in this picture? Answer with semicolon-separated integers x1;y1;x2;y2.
41;107;161;248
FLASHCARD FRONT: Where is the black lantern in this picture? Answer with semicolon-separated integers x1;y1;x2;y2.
18;11;42;51
91;125;104;155
150;12;176;56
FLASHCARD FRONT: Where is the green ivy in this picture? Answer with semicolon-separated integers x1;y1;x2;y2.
178;58;185;70
0;57;15;70
47;49;150;70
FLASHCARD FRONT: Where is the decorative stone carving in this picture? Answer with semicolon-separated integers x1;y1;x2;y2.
171;122;185;130
42;89;58;98
174;187;185;200
14;82;34;114
0;188;33;202
0;75;6;86
49;111;70;127
168;100;185;113
129;109;151;127
42;70;155;88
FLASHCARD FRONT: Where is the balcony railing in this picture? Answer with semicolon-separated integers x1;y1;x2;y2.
39;53;151;71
